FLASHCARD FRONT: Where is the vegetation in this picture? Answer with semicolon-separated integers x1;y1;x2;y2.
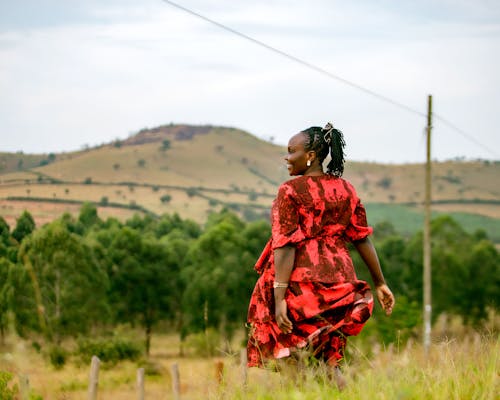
0;206;498;351
0;203;498;398
0;124;498;397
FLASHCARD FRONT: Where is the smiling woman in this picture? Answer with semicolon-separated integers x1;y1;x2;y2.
246;122;395;389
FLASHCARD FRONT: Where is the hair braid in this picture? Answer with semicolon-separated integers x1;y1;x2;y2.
301;123;346;177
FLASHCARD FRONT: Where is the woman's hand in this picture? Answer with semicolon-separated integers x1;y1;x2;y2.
376;284;395;316
275;298;293;334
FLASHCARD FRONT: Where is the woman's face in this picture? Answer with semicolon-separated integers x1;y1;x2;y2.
285;133;309;176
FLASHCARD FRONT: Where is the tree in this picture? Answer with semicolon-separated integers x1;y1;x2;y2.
0;216;10;248
160;194;172;204
400;215;499;327
0;258;14;344
459;240;499;325
160;139;171;151
78;202;101;230
181;212;259;344
12;211;35;243
12;221;109;343
104;227;175;355
154;213;200;239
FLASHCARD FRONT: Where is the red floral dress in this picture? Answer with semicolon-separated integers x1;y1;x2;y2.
247;175;374;367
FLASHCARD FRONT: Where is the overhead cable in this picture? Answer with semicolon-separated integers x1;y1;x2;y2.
160;0;498;158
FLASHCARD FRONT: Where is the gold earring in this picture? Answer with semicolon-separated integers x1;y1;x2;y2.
307;160;311;167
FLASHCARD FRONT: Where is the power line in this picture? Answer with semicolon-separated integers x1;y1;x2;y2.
161;0;426;118
434;114;499;158
160;0;498;159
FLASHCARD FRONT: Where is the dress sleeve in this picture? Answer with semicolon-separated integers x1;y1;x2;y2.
271;183;306;249
345;198;373;242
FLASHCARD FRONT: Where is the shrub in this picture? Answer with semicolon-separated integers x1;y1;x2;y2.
185;329;221;357
137;359;165;376
377;176;392;189
0;371;18;400
76;337;142;366
49;346;68;369
160;194;172;204
160;139;171;151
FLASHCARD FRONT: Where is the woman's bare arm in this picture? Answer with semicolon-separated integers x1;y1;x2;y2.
273;246;295;333
353;237;395;315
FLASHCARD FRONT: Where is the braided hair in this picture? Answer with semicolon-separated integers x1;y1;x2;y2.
301;122;346;177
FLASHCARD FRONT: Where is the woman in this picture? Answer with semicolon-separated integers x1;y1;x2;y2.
247;123;395;377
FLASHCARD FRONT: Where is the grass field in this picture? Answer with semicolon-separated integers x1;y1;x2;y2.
1;330;498;399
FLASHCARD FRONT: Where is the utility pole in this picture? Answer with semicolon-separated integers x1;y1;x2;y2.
423;95;433;356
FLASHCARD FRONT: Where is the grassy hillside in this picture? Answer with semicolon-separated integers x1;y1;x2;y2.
0;124;499;240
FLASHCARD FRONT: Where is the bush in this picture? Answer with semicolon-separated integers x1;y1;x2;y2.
137;359;165;376
76;337;142;366
0;371;18;400
160;194;172;204
49;346;68;369
185;329;221;357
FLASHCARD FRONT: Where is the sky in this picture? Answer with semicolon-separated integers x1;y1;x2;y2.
0;0;499;163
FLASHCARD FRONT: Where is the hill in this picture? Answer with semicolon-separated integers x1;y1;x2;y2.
0;124;499;240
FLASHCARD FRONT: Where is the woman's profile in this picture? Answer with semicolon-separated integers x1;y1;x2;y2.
246;123;395;388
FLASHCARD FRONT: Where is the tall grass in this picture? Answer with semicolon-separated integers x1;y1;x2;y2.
1;333;497;399
208;333;498;400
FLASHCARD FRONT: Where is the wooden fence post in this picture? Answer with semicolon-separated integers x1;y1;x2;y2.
240;348;248;388
137;368;145;400
19;374;30;400
214;360;224;385
170;363;180;400
87;355;100;400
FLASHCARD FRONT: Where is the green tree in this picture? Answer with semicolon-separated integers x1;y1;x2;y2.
13;221;109;343
181;212;262;343
104;227;175;355
459;240;499;325
155;213;201;239
161;139;171;151
78;202;101;230
0;258;14;344
401;215;499;327
12;211;35;243
0;217;10;243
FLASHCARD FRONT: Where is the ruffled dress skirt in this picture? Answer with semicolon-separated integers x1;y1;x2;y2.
247;266;373;368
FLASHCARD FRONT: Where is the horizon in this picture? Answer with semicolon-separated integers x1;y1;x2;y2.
2;122;497;165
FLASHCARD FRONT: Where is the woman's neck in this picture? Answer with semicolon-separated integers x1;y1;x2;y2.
304;166;324;176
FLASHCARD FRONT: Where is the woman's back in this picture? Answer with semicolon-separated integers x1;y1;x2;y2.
271;175;372;283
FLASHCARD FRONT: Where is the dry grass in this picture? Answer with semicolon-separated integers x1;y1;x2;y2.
1;331;498;400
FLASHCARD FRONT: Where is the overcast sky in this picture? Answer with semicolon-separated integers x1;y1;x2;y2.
0;0;499;163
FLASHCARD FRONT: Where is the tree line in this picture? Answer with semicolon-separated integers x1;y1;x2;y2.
0;204;498;356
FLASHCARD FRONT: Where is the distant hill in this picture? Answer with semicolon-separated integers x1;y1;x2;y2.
1;124;499;241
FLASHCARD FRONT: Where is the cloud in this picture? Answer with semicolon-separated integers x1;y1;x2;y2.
0;0;498;162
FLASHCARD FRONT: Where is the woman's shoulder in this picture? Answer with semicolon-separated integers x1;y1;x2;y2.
278;175;313;192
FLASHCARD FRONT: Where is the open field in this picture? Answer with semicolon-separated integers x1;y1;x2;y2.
0;331;498;399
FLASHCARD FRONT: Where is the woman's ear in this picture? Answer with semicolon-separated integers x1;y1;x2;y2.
307;151;317;162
